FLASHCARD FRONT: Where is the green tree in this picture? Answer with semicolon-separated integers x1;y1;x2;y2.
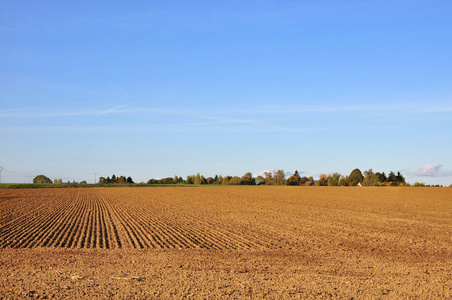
194;173;202;185
376;172;387;183
327;176;338;186
396;171;406;185
33;175;52;184
229;176;242;185
327;173;340;186
264;172;273;185
387;171;397;184
286;175;299;186
186;175;195;184
300;176;308;185
349;169;364;186
221;176;230;185
241;172;255;185
339;176;349;186
274;170;285;186
161;177;177;184
316;174;328;186
363;169;379;186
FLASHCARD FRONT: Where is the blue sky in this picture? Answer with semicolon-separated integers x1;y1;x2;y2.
1;1;451;185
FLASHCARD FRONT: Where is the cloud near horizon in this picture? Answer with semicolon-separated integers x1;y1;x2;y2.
413;163;452;177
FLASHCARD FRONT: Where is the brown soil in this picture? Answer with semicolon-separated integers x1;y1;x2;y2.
1;187;451;298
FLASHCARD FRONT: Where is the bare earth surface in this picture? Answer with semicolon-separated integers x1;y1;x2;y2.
0;186;451;299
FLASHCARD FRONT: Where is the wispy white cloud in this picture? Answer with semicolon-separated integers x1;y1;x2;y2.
70;103;132;127
2;101;451;119
1;101;450;135
412;163;452;177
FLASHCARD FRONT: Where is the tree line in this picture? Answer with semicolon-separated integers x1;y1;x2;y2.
98;175;134;184
143;168;408;187
34;168;447;187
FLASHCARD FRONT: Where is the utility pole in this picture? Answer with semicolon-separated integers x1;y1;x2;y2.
0;166;3;183
94;172;97;184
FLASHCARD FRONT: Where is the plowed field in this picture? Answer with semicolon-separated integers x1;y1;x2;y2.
1;187;451;298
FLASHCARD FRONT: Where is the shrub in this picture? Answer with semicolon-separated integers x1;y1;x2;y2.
33;175;52;184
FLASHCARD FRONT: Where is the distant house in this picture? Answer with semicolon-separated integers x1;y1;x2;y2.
357;182;363;187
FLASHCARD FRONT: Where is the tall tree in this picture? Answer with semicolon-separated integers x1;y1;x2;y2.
376;172;387;183
241;172;255;185
396;171;406;184
186;175;194;184
349;169;364;186
264;172;273;185
274;170;285;186
363;169;379;186
194;173;202;185
387;171;397;183
316;174;328;186
327;173;341;186
221;176;229;185
117;176;126;184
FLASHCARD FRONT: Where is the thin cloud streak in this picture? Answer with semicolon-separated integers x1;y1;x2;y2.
2;101;451;119
70;103;132;127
